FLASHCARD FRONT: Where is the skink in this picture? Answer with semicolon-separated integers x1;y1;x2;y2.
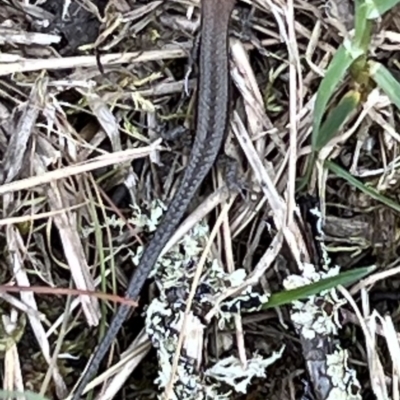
71;0;235;398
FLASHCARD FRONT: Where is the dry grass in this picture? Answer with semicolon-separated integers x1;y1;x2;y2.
1;0;400;399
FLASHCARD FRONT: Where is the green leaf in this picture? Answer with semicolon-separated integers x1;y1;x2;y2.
354;0;373;51
262;266;374;309
314;90;360;151
298;89;360;193
366;0;400;18
369;61;400;110
326;160;400;213
0;391;49;400
312;44;363;148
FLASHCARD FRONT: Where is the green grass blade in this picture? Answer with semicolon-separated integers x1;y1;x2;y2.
0;391;49;400
313;44;363;148
298;90;360;193
314;90;360;151
369;61;400;110
262;266;375;310
326;160;400;213
354;0;373;51
366;0;400;18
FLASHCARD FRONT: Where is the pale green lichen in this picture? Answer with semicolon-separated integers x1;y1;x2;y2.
283;204;362;400
204;349;285;394
80;195;277;398
326;349;362;400
141;199;278;399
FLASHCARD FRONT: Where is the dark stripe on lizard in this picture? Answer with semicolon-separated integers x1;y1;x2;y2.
71;0;235;398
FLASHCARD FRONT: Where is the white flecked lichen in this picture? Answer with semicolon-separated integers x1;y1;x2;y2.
140;199;277;399
284;262;345;339
204;349;285;394
283;202;362;400
326;349;362;400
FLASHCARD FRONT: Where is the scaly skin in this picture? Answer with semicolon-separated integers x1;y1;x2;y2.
71;0;235;398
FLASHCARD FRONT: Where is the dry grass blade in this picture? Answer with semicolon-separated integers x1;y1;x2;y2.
0;48;188;76
1;0;400;398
